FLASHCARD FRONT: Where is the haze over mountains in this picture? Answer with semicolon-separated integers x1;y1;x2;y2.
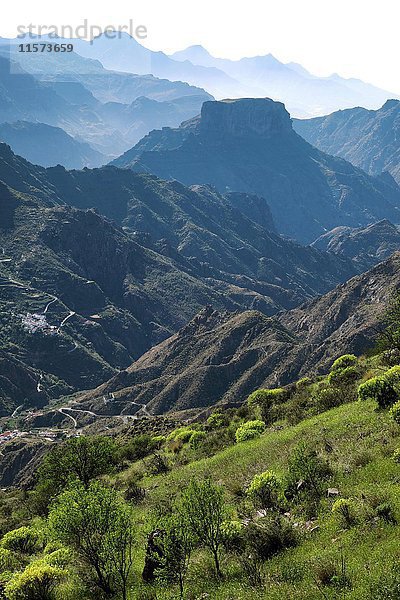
0;45;212;163
113;98;400;243
42;32;397;118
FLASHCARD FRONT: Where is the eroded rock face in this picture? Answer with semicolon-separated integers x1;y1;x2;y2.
199;98;292;139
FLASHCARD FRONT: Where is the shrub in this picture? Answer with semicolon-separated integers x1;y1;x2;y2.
375;502;397;524
118;434;158;462
383;365;400;386
5;562;66;600
296;377;312;389
328;366;359;386
247;389;287;424
390;401;400;424
286;442;331;499
206;412;226;429
0;547;21;572
1;527;39;555
313;387;344;411
331;354;357;371
151;435;166;448
42;548;72;568
166;427;197;444
246;471;281;509
235;420;265;443
220;520;244;553
189;431;207;450
332;499;356;528
242;516;296;561
358;376;397;408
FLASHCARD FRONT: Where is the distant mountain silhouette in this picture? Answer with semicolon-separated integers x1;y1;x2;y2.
171;44;398;116
0;46;211;160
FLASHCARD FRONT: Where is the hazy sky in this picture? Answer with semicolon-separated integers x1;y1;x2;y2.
3;0;400;93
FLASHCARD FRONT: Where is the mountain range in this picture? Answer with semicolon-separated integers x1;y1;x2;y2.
77;251;400;415
0;142;362;413
293;99;400;184
0;45;212;163
112;97;400;243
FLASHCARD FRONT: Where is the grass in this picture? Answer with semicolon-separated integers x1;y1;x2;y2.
121;397;400;599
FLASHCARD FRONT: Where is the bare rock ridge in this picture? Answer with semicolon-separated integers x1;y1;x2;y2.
199;98;292;138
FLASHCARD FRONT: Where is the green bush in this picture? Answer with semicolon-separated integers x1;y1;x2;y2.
206;412;226;429
0;547;21;572
286;442;331;499
167;427;198;444
220;520;244;553
246;471;281;509
247;389;287;424
5;562;66;600
389;400;400;424
331;354;357;371
242;516;297;561
358;376;397;408
235;420;265;443
332;498;356;527
383;365;400;386
118;434;158;462
328;366;359;386
189;430;207;450
1;527;39;555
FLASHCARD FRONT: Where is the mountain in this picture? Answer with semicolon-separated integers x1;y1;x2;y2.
67;33;254;100
0;48;212;159
311;219;400;270
170;44;399;117
0;143;359;412
78;252;400;415
293;99;400;184
112;98;400;243
0;121;107;168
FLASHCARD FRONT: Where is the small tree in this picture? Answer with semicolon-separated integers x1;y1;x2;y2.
33;436;117;512
155;512;195;598
48;481;134;599
247;389;287;424
180;478;226;578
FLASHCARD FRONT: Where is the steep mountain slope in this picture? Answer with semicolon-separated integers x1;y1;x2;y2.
171;44;398;116
312;219;400;270
0;143;356;304
293;100;400;184
0;121;107;168
78;252;400;415
0;145;359;412
113;98;400;243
